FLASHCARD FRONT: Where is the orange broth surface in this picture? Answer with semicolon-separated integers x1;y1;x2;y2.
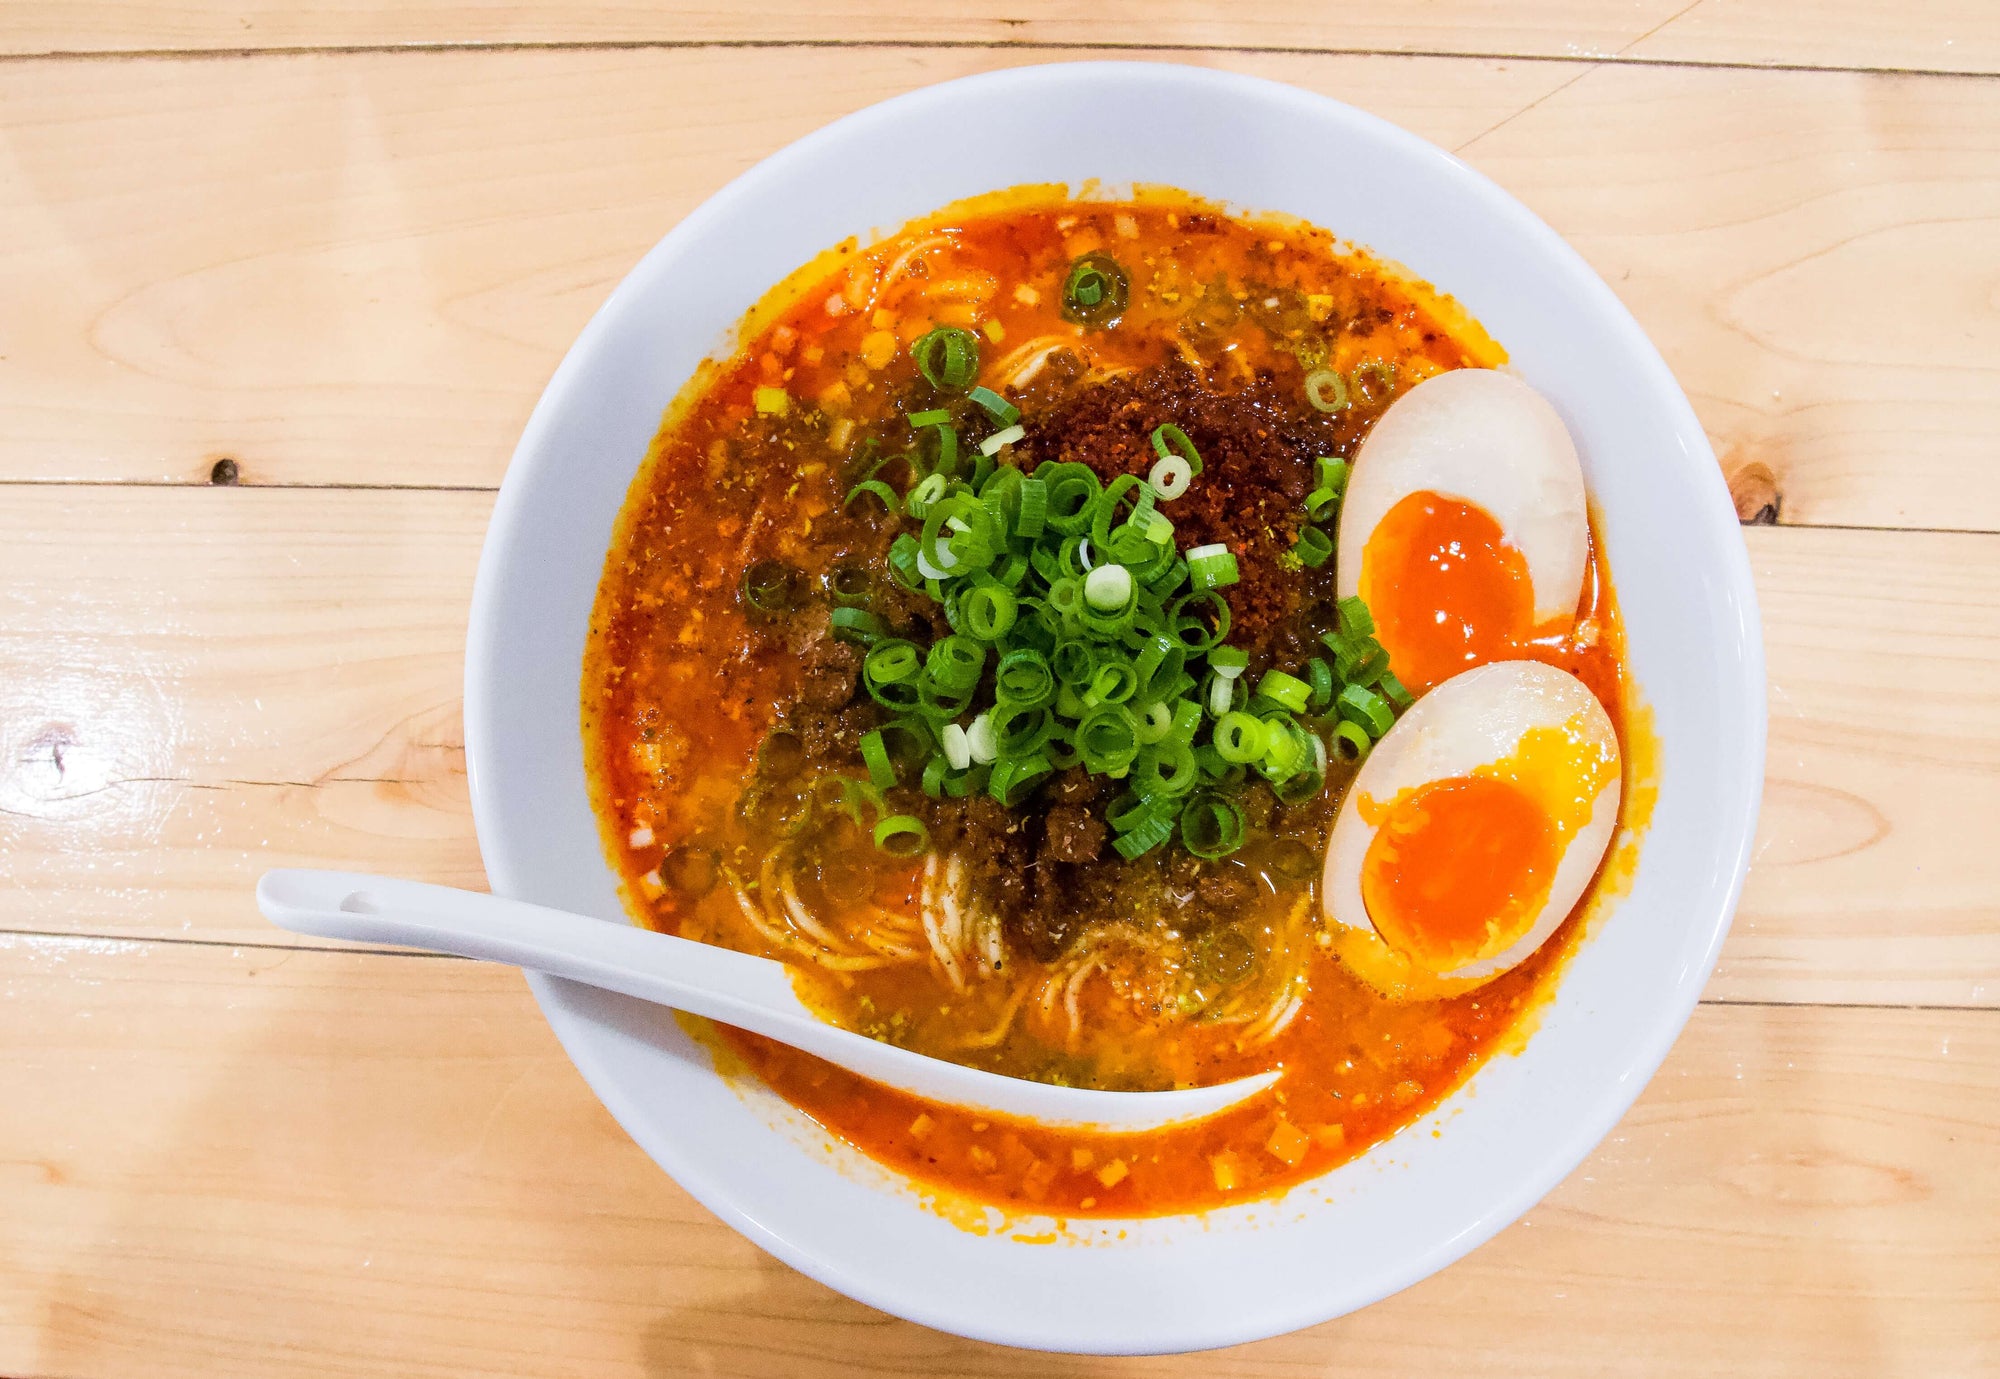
583;191;1633;1218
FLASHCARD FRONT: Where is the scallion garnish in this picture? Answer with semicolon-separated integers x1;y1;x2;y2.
1303;369;1350;414
740;559;800;615
1150;423;1203;475
1291;524;1334;568
859;729;897;790
978;423;1025;456
911;326;981;391
1061;253;1130;326
1147;454;1192;499
1254;669;1312;714
968;385;1020;426
872;814;930;856
1185;543;1239;593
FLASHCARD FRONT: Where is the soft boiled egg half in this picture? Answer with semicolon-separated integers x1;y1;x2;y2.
1336;369;1588;693
1322;660;1621;1000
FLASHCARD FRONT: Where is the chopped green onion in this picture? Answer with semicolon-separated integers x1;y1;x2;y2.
740;559;800;614
1379;672;1414;708
1061;253;1130;326
991;703;1055;757
1050;639;1094;687
1208;645;1249;678
864;639;920;684
844;479;898;512
1337;683;1396;738
1213;711;1268;763
1179;793;1246;860
1041;463;1101;534
994;647;1055;708
904;471;947;517
907;407;951;428
1166;590;1230;652
968;386;1019;426
1304;485;1340;521
1134;740;1199;797
1185;543;1239;593
1136;700;1174;744
989;753;1053;807
753;386;790;416
1272;758;1325;805
1304;369;1350;414
1087;659;1139;705
872;815;929;856
966;711;999;765
825;563;872;605
1331;720;1372;762
1148;454;1192;499
911;326;980;391
918;422;959;478
1112;812;1174;860
1337;595;1376;637
1255;669;1312;714
1105;791;1169;835
959;583;1017;641
830;606;886;645
1305;657;1335;710
925;635;987;692
1315;456;1349;496
1207;669;1242;718
1076;704;1141;773
979;423;1025;456
1292;524;1334;568
1083;563;1133;612
1015;478;1049;539
939;722;972;771
1149;423;1203;476
920;755;949;798
859;730;897;790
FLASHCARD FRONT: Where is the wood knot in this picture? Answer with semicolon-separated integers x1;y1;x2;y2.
1729;459;1781;525
209;457;241;486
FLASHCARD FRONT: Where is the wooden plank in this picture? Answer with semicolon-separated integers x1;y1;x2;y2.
1;933;1993;1377
0;488;1995;1006
1712;525;2000;1006
1;0;1995;75
0;487;491;936
2;48;1996;530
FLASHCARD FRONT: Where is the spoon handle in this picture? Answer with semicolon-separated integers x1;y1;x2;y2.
257;868;810;1027
256;868;1281;1131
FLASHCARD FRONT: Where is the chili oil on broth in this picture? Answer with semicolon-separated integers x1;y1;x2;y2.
582;189;1628;1219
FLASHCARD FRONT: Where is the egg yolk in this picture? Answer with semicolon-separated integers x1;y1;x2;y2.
1360;491;1534;692
1359;775;1558;973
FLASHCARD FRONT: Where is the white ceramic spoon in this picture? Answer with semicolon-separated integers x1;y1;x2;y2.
257;869;1280;1132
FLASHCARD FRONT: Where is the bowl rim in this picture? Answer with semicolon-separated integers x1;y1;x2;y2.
464;59;1766;1353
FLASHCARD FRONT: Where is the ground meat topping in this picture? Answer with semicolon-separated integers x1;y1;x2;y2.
1021;360;1349;652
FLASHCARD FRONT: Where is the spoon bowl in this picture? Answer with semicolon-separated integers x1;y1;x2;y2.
257;869;1280;1132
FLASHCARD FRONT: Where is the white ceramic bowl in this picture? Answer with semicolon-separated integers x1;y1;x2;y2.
464;62;1764;1354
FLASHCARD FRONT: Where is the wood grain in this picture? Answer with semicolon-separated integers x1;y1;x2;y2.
2;0;1996;75
2;48;1996;530
1;932;1993;1378
0;487;1993;1006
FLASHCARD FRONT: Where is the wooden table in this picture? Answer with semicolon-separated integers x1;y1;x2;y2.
3;4;1996;1374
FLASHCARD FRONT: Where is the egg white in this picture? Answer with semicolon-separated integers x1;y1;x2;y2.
1321;660;1621;1000
1336;369;1588;629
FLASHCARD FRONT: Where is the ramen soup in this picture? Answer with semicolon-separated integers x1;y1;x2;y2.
584;192;1632;1217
